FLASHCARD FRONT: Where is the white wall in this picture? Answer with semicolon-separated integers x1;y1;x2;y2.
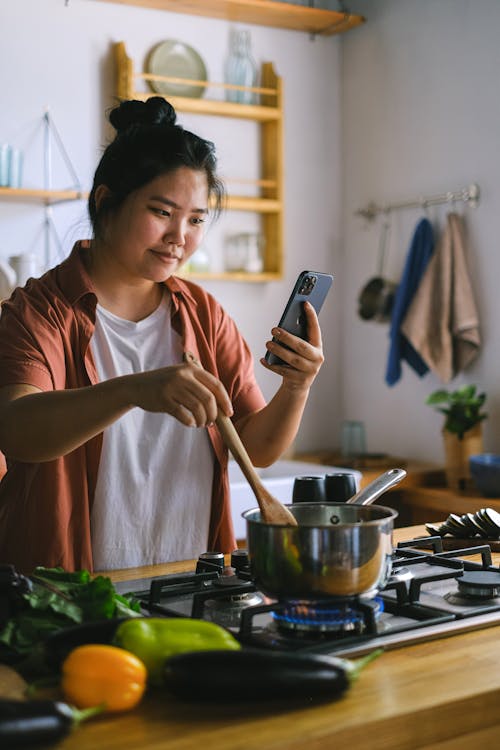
4;1;497;464
0;0;342;452
341;0;500;461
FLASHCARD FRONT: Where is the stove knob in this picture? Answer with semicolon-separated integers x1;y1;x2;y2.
196;551;224;574
230;549;250;573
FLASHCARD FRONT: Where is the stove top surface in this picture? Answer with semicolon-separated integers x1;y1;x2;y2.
115;536;500;657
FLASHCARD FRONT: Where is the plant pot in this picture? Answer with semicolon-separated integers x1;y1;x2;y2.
442;423;484;491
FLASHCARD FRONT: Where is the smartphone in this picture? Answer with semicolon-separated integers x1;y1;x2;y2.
264;270;333;366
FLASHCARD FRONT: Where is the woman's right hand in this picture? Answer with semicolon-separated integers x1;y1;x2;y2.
0;363;233;463
130;363;233;427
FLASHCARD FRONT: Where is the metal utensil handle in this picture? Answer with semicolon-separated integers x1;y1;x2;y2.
346;467;407;506
377;215;391;275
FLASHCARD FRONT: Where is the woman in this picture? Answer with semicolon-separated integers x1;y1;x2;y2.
0;97;324;573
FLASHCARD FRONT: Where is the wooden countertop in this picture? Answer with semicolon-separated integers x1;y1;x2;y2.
8;525;500;749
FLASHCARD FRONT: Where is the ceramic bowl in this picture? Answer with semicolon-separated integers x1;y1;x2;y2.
469;454;500;497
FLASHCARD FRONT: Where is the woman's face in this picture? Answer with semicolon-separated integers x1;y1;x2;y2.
98;166;209;282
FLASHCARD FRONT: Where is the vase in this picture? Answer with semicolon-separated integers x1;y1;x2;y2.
442;423;484;491
224;29;258;104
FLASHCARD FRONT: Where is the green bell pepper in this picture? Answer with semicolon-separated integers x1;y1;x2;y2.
114;617;241;686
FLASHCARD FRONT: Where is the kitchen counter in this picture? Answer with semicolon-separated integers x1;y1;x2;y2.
9;526;500;749
392;485;500;526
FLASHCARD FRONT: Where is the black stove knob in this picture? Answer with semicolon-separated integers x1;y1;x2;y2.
196;551;224;574
230;549;250;573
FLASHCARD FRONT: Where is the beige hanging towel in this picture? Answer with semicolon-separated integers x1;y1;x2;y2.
401;212;480;383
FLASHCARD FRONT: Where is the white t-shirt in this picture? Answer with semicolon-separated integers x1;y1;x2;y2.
89;294;214;570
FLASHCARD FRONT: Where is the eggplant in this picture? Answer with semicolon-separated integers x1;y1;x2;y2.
163;647;382;701
43;617;127;671
0;698;101;747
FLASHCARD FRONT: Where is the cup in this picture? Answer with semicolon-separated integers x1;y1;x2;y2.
9;253;41;287
340;420;366;458
8;148;23;188
324;473;357;503
292;475;326;503
0;144;11;187
224;233;264;273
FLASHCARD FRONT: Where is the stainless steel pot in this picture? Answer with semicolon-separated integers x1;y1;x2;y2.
242;469;404;600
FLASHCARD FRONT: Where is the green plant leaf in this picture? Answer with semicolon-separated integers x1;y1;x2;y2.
426;384;487;436
425;390;450;405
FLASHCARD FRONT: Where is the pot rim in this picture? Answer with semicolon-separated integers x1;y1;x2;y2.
242;501;398;528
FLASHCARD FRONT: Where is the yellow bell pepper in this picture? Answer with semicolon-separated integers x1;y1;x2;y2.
61;644;147;712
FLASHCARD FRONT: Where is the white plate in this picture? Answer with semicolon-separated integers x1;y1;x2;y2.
147;40;207;99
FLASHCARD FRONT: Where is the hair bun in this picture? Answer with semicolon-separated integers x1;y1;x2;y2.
109;97;177;133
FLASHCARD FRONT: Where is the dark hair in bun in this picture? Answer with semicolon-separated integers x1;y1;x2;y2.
88;97;225;238
109;97;177;132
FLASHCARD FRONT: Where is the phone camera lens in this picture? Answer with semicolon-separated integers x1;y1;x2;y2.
299;275;317;295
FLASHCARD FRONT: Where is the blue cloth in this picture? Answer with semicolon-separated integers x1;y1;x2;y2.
385;218;435;386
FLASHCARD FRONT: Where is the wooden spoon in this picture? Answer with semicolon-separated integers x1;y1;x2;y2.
184;352;298;526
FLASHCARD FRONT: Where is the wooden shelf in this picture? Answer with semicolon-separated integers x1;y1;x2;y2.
0;187;88;205
93;0;365;36
129;92;281;122
226;195;280;212
180;270;281;282
114;41;284;281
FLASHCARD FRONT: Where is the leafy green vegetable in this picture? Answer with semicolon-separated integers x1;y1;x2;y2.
0;566;141;657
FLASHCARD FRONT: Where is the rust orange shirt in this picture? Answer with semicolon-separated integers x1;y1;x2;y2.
0;242;265;573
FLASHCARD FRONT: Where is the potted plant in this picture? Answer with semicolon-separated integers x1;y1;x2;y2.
426;385;487;490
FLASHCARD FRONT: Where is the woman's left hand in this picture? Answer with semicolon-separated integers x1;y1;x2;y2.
260;301;324;390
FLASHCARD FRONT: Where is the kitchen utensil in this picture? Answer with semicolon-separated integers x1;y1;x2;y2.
0;144;11;187
358;216;397;322
242;468;406;599
340;420;366;458
224;233;264;273
346;467;407;505
183;352;297;526
147;40;208;98
292;475;326;503
8;148;23;188
324;473;357;502
9;253;40;287
0;259;17;299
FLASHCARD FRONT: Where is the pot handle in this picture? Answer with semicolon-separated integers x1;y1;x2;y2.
346;468;407;506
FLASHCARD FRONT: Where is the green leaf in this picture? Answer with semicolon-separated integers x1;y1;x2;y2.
0;566;141;662
425;390;450;405
456;384;475;400
426;384;487;436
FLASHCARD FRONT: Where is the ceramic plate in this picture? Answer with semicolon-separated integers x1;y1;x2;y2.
147;40;207;99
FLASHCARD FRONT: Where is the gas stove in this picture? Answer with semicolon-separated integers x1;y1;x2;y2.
115;537;500;658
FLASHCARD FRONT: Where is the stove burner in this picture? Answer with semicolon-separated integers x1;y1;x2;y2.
271;598;383;634
456;571;500;600
203;590;265;628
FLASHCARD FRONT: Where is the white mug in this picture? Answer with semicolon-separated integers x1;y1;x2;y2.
9;253;41;287
0;259;17;299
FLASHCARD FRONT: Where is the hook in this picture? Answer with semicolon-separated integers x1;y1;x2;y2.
376;210;391;276
420;195;430;218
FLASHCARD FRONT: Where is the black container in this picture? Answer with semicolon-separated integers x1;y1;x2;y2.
324;473;357;503
292;475;326;503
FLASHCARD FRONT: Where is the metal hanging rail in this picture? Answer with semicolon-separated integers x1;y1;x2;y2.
355;182;480;222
